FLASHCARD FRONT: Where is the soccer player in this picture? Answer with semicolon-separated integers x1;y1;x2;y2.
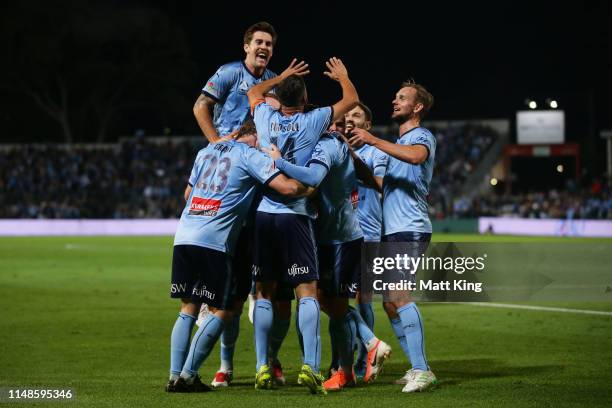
348;80;438;393
192;22;291;387
193;21;277;143
247;57;358;394
265;128;392;391
344;103;388;378
166;122;310;392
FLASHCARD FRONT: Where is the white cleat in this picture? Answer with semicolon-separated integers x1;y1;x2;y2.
211;370;233;388
195;303;210;327
401;370;437;393
394;369;416;385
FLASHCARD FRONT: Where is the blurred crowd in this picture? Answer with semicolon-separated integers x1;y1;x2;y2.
0;138;204;219
1;130;610;220
445;182;612;220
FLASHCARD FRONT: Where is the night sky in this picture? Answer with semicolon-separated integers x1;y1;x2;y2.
2;0;611;171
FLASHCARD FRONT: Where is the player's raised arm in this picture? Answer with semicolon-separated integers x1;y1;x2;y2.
263;144;329;188
193;93;222;143
248;59;309;112
349;127;428;165
323;57;359;122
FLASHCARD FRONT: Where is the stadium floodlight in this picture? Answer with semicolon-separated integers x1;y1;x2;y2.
546;98;558;109
556;164;564;173
528;100;537;109
490;177;498;186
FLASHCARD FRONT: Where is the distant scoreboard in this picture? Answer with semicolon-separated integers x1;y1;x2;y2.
517;110;565;144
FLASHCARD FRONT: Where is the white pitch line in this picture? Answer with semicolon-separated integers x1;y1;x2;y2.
463;302;612;316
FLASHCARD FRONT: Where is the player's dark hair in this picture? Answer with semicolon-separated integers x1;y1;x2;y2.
356;101;373;122
235;119;257;140
401;79;434;119
244;21;277;46
275;75;306;108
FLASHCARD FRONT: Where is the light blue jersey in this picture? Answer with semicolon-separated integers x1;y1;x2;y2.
276;133;363;245
354;144;388;241
382;127;436;235
174;140;280;254
253;102;332;217
202;61;276;137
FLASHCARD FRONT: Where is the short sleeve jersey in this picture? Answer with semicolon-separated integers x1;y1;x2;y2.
253;102;332;217
382;127;436;235
354;144;388;241
308;133;363;244
174;140;280;254
202;61;276;136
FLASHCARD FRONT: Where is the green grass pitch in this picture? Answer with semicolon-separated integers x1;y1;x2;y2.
1;235;611;407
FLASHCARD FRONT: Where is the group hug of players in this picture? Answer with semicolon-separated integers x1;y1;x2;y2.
165;22;437;395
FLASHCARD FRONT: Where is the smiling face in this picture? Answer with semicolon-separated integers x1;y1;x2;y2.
344;105;372;134
244;31;274;73
391;86;422;123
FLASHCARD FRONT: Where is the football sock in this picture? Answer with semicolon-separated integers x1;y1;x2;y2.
170;312;196;378
329;312;355;370
390;316;411;361
269;315;290;362
295;306;304;359
349;306;377;351
181;314;224;377
356;303;374;366
397;302;429;371
328;319;339;371
298;297;321;373
219;313;240;372
254;299;273;371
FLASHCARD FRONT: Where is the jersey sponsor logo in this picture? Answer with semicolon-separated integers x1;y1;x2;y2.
351;189;359;209
192;284;216;300
189;196;221;216
207;81;215;90
269;122;300;133
287;264;309;277
340;282;358;294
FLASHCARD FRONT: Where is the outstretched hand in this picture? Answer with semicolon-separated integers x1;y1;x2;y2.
348;127;378;146
280;59;310;79
262;143;282;160
323;57;349;82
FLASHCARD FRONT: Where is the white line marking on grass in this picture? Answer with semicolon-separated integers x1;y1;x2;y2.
464;302;612;316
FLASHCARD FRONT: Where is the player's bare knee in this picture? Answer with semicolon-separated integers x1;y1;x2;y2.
180;299;200;316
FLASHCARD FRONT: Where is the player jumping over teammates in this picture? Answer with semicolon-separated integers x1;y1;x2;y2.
348;80;438;393
166;122;310;393
247;57;358;395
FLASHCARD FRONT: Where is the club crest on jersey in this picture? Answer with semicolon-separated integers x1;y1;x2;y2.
351;189;359;209
189;196;221;216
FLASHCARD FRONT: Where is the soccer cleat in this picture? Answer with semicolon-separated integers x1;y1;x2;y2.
298;364;327;395
168;375;212;393
195;303;210;327
254;364;273;390
394;369;416;385
211;370;233;388
363;340;391;383
323;369;356;391
401;370;437;393
270;361;286;386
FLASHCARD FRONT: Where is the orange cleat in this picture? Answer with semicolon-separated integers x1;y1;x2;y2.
363;340;391;383
323;368;356;391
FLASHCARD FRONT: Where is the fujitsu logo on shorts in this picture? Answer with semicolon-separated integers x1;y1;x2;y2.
192;284;216;300
288;264;309;277
189;196;221;216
